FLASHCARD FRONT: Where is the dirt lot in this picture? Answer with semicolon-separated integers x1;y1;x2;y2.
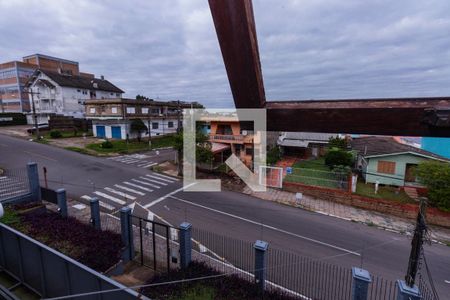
0;125;33;138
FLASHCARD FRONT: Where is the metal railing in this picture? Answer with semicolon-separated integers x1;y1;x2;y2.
0;168;30;202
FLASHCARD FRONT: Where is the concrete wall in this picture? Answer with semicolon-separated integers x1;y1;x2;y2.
365;154;429;186
92;118;179;139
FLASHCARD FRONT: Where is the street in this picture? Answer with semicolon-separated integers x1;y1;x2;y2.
0;133;448;296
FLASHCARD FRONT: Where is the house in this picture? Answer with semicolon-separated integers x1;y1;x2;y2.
351;136;449;187
25;69;124;123
0;53;97;113
277;132;338;158
85;98;200;139
200;116;259;168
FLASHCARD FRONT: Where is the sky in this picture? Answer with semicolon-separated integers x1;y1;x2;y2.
1;0;450;108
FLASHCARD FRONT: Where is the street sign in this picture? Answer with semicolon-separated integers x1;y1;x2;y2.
286;167;292;175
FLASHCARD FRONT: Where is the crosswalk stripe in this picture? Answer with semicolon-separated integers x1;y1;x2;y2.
132;178;162;188
137;177;166;187
114;184;145;196
141;163;157;168
80;195;115;211
146;174;175;183
124;160;140;164
93;191;126;205
140;177;167;186
104;187;136;200
150;173;179;181
123;181;154;192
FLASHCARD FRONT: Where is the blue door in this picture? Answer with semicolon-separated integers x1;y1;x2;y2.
96;125;106;138
111;126;122;139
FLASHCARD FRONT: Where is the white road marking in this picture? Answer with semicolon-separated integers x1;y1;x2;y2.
123;181;154;192
445;280;450;284
141;162;157;168
81;195;115;210
124;159;140;164
169;195;361;257
143;182;197;208
114;184;145;196
93;191;126;205
134;178;162;188
104;187;136;200
137;162;152;167
146;174;174;183
151;173;179;181
140;177;167;186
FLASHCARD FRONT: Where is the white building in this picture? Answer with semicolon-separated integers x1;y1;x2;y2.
25;69;124;124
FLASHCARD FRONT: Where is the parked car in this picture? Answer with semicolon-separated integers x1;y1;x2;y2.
27;123;49;134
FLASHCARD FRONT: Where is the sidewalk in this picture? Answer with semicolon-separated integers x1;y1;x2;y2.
243;186;450;244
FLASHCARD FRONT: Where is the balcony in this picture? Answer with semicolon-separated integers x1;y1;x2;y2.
210;134;253;143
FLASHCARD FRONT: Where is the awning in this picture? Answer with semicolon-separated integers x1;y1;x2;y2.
211;142;230;154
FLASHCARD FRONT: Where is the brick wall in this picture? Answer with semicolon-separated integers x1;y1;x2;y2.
283;182;450;228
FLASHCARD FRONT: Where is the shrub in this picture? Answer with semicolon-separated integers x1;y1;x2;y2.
267;146;281;165
324;149;353;168
328;136;348;149
101;140;113;148
416;161;450;211
50;130;63;138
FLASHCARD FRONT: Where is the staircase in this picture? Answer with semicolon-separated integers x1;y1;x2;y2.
404;187;419;201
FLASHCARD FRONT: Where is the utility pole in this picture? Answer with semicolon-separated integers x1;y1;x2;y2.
147;106;152;150
177;100;181;133
28;87;41;140
405;197;427;287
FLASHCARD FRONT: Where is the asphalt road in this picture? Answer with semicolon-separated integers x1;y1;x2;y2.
0;133;449;296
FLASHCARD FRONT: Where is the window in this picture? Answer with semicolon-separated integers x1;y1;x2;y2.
116;93;120;97
245;148;253;156
89;107;96;114
111;107;118;114
126;107;135;114
110;92;114;96
142;108;149;114
152;122;159;129
77;89;81;92
377;161;396;174
168;121;174;128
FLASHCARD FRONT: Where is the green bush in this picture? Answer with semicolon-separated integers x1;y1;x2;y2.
101;140;113;149
49;130;63;138
417;161;450;211
324;149;353;168
267;146;281;165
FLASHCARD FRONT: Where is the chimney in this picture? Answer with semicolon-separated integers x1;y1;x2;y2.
100;75;104;80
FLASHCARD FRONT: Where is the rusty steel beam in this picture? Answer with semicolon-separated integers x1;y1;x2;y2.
267;98;450;137
209;0;266;108
209;0;450;137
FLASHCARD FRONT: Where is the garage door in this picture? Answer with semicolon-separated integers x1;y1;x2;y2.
96;125;106;138
111;126;122;139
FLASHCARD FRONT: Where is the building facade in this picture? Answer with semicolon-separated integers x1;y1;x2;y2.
0;54;97;113
85;98;199;140
26;69;123;123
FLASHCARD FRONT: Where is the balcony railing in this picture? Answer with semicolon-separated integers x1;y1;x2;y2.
210;134;253;143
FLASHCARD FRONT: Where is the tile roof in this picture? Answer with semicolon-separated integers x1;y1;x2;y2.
351;136;448;161
32;69;124;93
278;132;338;147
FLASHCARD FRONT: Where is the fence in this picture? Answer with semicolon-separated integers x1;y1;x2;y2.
0;222;147;300
284;167;349;191
0;167;31;202
185;227;437;300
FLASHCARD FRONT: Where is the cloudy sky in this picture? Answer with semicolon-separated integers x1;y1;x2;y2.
1;0;450;108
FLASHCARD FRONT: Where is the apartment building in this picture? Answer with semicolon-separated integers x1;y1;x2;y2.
85;98;201;139
0;54;97;113
25;69;123;123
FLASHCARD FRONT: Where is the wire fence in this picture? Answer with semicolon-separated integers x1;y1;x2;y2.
0;167;30;201
284;167;349;190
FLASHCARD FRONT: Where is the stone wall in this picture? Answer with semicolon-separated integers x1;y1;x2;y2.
283;182;450;228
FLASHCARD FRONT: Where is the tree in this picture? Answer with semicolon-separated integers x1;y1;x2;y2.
324;149;353;168
266;146;281;165
130;119;147;142
416;161;450;211
328;136;348;149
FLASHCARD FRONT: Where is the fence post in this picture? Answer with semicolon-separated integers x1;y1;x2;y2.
27;162;41;201
396;280;421;300
89;197;101;230
179;222;192;269
254;240;269;294
120;207;134;262
56;188;67;218
351;267;371;300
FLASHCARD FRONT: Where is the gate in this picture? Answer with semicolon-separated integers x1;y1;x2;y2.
259;166;283;188
131;215;179;272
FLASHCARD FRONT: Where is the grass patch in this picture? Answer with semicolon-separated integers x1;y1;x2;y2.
86;135;176;154
64;146;92;155
34;138;49;144
355;182;414;203
285;158;345;189
44;130;92;139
